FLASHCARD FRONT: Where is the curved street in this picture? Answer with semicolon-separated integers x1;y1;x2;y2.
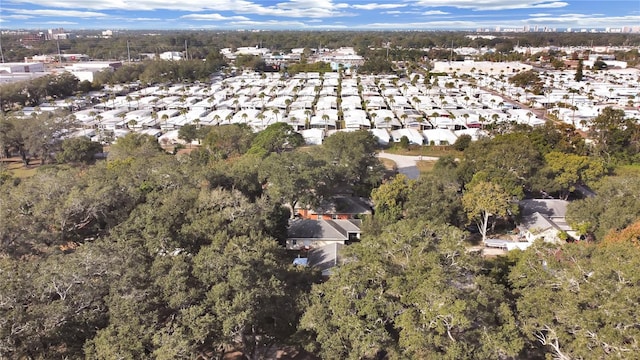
377;152;439;179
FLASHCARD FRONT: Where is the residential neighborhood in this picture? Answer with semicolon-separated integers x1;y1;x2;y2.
1;28;640;360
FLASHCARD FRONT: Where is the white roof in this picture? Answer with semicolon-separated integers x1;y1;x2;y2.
390;128;424;145
423;128;458;145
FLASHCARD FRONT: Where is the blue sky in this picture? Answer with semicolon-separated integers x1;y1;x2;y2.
1;0;639;30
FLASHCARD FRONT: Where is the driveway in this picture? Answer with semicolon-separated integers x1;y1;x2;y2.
377;152;439;180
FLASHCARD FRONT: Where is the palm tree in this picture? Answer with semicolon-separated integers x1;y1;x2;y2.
412;96;421;109
370;112;378;127
304;109;312;129
290;115;298;129
117;112;127;127
257;112;266;129
161;114;169;129
400;113;408;127
322;114;330;131
241;112;248;124
213;114;221;126
526;111;533;125
233;98;240;112
128;119;138;129
259;92;266;109
273;108;280;123
383;116;392;129
95;114;104;142
387;94;395;109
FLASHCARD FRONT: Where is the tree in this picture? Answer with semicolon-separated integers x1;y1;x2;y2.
405;171;466;227
574;59;584;82
510;241;640;359
457;133;543;198
57;136;103;164
527;121;587;156
452;134;472;151
588;107;640;164
542;151;607;200
320;130;384;196
201;124;254;160
301;219;524;359
462;181;514;243
248;122;303;156
259;151;327;218
508;69;543;95
13;110;77;165
178;124;198;148
603;219;640;248
107;132;164;161
370;173;415;224
566;174;640;241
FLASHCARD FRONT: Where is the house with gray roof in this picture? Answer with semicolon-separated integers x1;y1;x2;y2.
286;219;362;250
518;199;576;244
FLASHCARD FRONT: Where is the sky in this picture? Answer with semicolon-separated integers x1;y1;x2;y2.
1;0;639;31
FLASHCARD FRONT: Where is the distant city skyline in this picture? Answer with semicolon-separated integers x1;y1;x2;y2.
1;0;639;31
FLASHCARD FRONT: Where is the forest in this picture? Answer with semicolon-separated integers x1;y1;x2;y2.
1;98;640;358
2;30;640;64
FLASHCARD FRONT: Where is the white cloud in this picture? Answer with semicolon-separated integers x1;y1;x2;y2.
422;10;450;15
180;13;250;21
413;0;569;11
3;14;33;19
358;12;640;29
6;0;354;18
41;21;79;25
9;9;109;18
361;20;478;29
228;19;308;27
127;17;163;21
529;13;552;17
352;3;407;10
523;13;640;26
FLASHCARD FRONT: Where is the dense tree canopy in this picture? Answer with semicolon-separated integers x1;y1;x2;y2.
510;241;640;359
588;107;640;165
566;174;640;241
301;219;524;359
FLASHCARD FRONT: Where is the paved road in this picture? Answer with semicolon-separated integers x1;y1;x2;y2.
377;152;439;180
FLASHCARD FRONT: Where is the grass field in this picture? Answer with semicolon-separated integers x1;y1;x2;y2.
2;159;39;178
613;164;640;177
383;145;463;158
416;160;438;173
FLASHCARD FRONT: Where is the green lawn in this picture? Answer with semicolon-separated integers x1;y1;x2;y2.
613;164;640;177
382;145;462;158
416;160;438;173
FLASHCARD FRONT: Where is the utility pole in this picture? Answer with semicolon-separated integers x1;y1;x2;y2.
127;40;131;63
184;39;188;60
0;31;4;63
449;39;454;63
57;39;62;63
